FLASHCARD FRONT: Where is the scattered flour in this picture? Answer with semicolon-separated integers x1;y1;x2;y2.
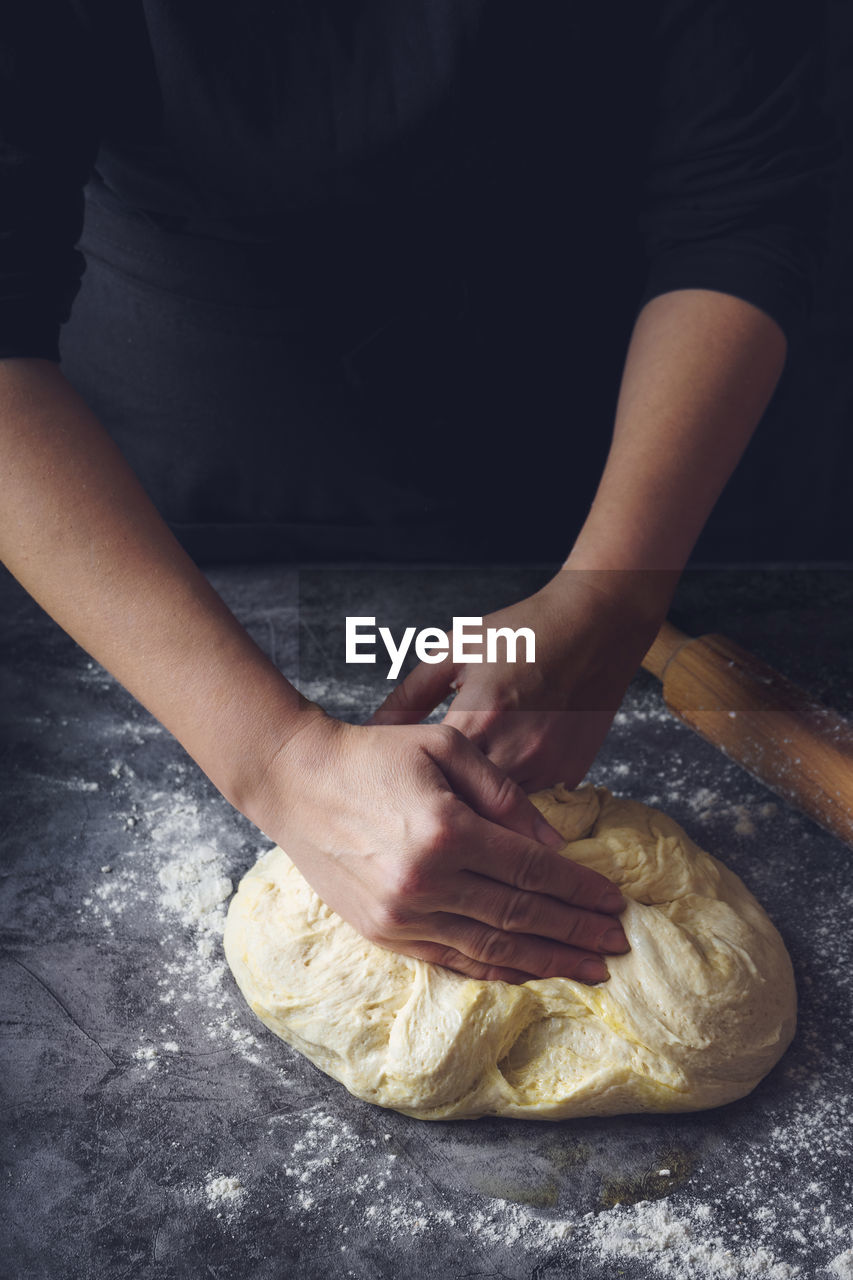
157;845;233;923
26;771;101;793
732;803;757;836
273;1101;847;1276
202;1173;246;1216
594;714;786;841
79;763;265;1068
133;1044;158;1071
73;674;850;1277
581;1200;798;1278
830;1247;853;1280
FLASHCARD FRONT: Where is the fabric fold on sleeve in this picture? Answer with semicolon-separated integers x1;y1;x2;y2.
0;5;101;362
634;0;839;340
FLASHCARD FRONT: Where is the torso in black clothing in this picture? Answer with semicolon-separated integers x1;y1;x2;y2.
1;1;831;561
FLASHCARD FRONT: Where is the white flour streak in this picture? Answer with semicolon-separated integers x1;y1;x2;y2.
274;1104;834;1274
80;764;266;1068
204;1174;246;1211
829;1247;853;1279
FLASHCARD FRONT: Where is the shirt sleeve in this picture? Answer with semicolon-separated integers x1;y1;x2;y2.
0;5;100;363
635;0;839;340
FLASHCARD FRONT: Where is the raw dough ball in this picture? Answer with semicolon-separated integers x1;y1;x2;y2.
223;785;796;1120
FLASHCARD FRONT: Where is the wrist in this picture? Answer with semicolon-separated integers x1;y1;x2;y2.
183;635;328;820
543;561;677;635
235;699;344;837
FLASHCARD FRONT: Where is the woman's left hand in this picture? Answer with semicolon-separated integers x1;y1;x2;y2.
368;570;670;792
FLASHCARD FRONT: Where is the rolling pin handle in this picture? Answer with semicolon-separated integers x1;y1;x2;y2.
642;620;691;681
639;620;853;848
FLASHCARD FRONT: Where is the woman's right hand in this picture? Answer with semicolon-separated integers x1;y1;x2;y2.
246;712;629;984
0;360;627;985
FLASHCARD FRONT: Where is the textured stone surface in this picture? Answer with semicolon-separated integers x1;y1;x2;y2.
2;563;852;1278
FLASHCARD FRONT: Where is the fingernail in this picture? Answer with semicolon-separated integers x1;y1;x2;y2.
601;927;629;953
536;818;565;849
577;958;609;984
599;889;626;914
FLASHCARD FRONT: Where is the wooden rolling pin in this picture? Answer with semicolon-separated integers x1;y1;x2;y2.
641;621;853;847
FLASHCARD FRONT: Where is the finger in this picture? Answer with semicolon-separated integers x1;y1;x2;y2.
368;658;458;726
512;713;615;792
448;871;629;954
417;915;612;984
442;701;491;753
444;704;567;791
456;806;626;915
428;727;566;851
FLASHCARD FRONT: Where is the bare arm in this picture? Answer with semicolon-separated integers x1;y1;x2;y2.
0;357;627;983
372;288;789;788
0;357;312;810
568;287;788;578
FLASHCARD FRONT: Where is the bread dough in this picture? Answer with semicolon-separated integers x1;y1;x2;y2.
223;785;796;1120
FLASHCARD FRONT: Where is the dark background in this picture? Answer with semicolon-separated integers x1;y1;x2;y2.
54;1;853;568
690;0;852;564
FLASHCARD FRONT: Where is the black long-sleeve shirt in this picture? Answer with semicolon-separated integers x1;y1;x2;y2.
0;0;837;368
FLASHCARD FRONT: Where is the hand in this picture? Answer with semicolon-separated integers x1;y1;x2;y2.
246;711;629;984
368;570;670;791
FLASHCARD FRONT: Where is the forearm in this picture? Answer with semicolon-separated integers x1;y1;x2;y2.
565;288;788;610
0;358;316;809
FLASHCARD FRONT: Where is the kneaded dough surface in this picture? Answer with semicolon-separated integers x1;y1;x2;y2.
223;786;796;1120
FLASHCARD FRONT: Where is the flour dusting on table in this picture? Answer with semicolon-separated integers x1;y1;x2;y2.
74;672;853;1278
79;751;266;1067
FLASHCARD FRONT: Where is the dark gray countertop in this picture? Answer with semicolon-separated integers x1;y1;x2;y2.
2;563;852;1280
